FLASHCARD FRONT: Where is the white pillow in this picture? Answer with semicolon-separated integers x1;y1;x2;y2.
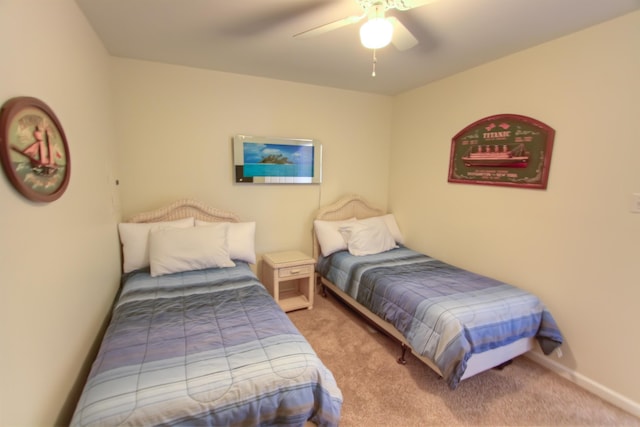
358;214;405;244
118;217;194;273
380;214;404;244
314;218;356;257
148;223;235;277
339;217;398;256
195;220;256;264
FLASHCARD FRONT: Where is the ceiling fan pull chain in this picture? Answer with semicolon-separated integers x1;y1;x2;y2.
372;49;377;77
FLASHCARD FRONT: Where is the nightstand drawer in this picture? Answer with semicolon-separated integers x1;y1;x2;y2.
279;264;313;278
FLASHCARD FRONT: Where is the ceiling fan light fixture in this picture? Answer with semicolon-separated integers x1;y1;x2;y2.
360;16;393;49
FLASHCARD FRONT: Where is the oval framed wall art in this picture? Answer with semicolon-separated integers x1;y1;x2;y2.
0;96;71;202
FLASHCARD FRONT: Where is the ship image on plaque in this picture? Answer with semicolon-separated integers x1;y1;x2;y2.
448;114;554;189
0;97;71;202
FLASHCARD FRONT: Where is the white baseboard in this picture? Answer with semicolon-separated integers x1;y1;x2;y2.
525;352;640;418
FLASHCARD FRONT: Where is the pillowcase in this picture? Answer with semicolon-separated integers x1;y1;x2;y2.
148;223;235;277
379;214;405;244
339;216;397;256
118;217;194;273
195;220;256;264
314;218;356;256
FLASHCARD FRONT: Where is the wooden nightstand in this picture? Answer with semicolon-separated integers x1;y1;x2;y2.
262;251;315;312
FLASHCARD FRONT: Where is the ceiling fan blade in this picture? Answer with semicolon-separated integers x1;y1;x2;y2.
391;0;440;11
219;1;339;37
294;14;365;39
388;16;418;50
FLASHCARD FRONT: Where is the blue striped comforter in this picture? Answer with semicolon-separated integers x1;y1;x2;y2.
71;263;342;426
317;247;562;389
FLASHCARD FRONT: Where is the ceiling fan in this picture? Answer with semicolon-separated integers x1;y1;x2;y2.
293;0;438;51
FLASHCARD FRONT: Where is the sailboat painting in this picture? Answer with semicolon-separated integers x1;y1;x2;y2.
0;97;70;202
448;114;554;189
13;125;62;176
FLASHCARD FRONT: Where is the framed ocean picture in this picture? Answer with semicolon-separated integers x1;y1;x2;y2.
233;134;322;184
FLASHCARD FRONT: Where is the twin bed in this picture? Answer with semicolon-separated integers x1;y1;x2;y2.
312;194;563;389
71;200;342;427
71;195;563;425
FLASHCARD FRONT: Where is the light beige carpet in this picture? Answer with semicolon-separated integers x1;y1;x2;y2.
288;291;640;426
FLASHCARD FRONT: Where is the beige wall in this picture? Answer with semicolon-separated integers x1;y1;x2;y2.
0;1;122;425
111;59;393;262
390;11;640;414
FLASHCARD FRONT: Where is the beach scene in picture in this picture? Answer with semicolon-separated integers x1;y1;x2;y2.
243;142;314;178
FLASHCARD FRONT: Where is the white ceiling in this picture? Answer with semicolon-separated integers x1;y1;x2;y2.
75;0;640;96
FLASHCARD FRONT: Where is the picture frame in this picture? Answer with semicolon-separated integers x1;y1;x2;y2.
448;114;554;189
233;134;322;184
0;96;71;202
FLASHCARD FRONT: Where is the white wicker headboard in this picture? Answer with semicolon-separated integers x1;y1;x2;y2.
312;194;385;259
127;199;240;224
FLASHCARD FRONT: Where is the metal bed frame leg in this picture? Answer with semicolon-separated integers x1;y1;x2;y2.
319;282;327;298
397;344;408;365
493;359;513;370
